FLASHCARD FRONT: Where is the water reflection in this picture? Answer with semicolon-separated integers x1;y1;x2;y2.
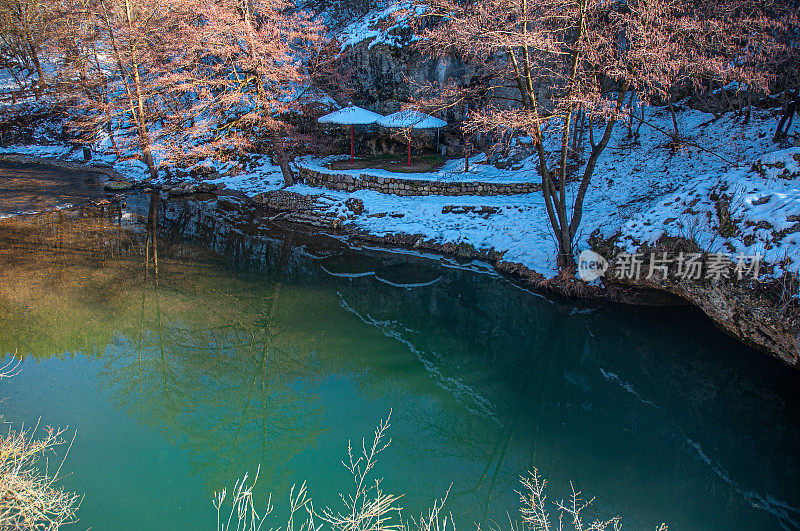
0;194;798;530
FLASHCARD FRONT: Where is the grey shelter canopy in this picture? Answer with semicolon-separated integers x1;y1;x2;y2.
376;110;447;129
377;110;447;166
318;105;384;164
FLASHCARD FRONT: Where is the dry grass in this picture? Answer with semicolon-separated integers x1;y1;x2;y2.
0;355;82;530
518;469;651;531
215;412;668;531
319;412;402;531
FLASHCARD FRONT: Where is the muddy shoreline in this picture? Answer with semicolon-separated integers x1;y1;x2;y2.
1;156;797;368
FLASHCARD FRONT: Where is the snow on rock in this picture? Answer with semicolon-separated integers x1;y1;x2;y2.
206;157;285;195
322;187;560;276
337;1;425;51
752;147;800;180
318;105;384;125
377;110;446;129
597;111;800;280
112;158;154;181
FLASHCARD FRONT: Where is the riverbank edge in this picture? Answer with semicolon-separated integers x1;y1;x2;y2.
0;152;130;180
2;153;797;368
327;217;799;369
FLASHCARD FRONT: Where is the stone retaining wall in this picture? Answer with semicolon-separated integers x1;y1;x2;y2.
297;166;539;196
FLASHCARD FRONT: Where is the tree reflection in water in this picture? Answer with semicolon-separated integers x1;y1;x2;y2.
0;194;799;530
99;195;326;493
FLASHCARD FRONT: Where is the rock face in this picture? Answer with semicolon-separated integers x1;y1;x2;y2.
334;38;550;120
328;39;548;157
588;233;800;368
607;275;800;367
326;43;471;156
345;197;365;215
336;43;471;118
104;180;134;191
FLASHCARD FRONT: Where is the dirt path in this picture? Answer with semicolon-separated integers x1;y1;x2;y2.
0;161;109;217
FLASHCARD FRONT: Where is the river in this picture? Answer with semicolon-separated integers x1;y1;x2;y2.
0;185;798;530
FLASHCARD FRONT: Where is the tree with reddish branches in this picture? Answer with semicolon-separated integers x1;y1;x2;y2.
57;0;327;184
0;0;58;96
159;0;327;185
418;0;797;271
57;0;196;179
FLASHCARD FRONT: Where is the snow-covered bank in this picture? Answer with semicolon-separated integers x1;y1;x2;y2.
3;104;799;285
3;102;800;364
284;105;799;283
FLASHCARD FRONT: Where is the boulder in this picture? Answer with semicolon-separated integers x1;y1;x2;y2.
345;197;366;215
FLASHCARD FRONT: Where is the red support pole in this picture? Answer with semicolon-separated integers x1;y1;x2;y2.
350;124;354;165
407;137;411;167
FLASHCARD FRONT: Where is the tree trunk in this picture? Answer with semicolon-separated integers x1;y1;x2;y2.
635;103;644;136
571;107;581;161
24;31;45;97
744;89;752;125
464;133;470;172
669;102;680;140
569;82;630;240
240;3;295;187
271;133;295;186
123;0;158;180
774;89;798;142
556;239;575;270
130;67;157;180
626;90;635;138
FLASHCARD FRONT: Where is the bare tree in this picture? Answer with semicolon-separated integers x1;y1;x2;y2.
159;0;327;185
417;0;796;271
57;0;196;179
0;0;57;95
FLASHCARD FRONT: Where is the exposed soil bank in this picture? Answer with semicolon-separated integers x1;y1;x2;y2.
0;159;112;216
1;156;797;369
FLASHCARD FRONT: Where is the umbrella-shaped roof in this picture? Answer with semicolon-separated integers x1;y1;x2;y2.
318;105;384;125
377;110;447;129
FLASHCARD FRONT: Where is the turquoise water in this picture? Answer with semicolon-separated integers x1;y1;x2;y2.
0;195;798;530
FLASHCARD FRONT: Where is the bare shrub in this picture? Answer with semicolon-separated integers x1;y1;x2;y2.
0;421;81;530
0;355;81;530
519;469;629;531
215;414;666;531
213;468;272;531
319;411;402;531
